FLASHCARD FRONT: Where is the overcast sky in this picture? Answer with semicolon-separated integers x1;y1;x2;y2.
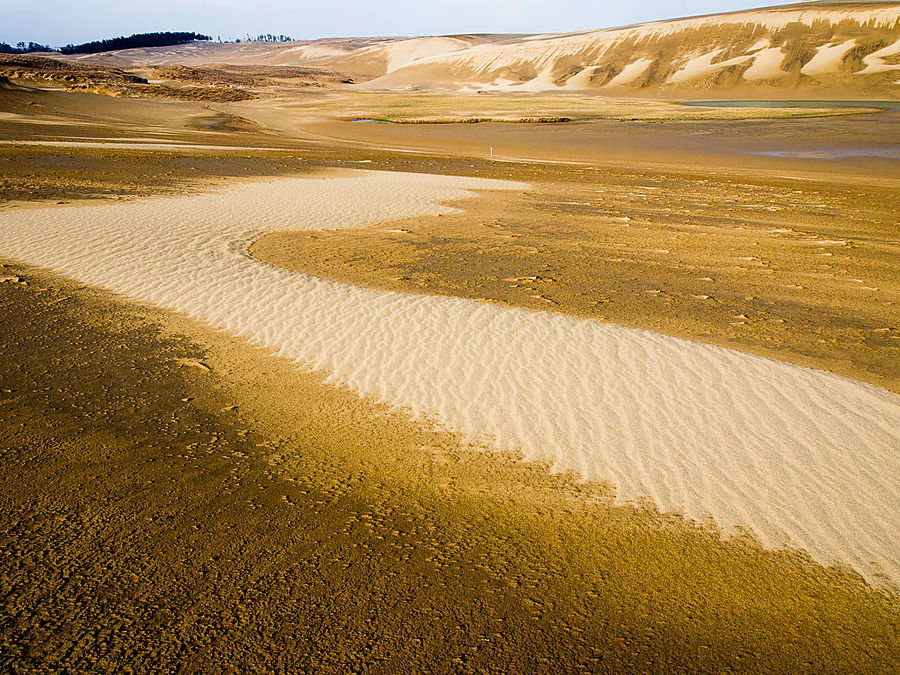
5;0;805;47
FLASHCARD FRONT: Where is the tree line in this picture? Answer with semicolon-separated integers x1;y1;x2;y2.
0;41;53;54
59;32;211;54
212;34;295;44
0;32;212;55
0;31;299;56
248;34;294;42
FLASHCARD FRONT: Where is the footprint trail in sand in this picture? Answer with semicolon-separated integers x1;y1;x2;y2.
1;170;898;588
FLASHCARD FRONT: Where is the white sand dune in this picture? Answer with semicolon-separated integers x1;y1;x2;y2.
801;40;858;77
859;38;900;74
59;37;401;68
59;34;506;80
742;45;787;81
668;50;754;84
365;37;475;74
363;4;900;93
604;58;654;88
1;171;899;588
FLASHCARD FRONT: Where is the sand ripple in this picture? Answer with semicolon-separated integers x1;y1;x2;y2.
1;171;898;587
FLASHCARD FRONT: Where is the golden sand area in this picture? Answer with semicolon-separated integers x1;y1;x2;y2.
2;260;899;671
3;164;898;592
1;17;900;667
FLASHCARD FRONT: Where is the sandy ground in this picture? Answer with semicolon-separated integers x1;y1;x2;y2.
3;171;898;590
3;260;899;672
295;112;900;183
1;79;899;670
253;159;900;395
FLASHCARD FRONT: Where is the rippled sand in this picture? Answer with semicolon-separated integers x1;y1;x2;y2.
1;170;898;587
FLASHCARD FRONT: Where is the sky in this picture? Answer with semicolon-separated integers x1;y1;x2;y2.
3;0;808;47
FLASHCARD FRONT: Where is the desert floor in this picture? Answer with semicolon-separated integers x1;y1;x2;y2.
1;84;898;671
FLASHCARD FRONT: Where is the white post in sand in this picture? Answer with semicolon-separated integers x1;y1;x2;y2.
490;146;493;158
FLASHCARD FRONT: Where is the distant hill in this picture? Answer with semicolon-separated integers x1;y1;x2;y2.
51;2;900;99
56;35;512;81
363;2;900;98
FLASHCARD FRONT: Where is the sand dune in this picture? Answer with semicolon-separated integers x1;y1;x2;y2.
668;49;753;84
1;171;898;589
46;3;900;97
363;3;900;95
57;35;510;81
324;36;487;79
741;43;788;81
801;39;859;76
57;37;394;68
859;38;900;73
35;0;900;99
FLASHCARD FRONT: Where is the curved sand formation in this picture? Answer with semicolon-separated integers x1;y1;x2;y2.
1;171;898;588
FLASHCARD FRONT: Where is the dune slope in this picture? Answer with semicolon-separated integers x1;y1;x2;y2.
365;2;900;96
